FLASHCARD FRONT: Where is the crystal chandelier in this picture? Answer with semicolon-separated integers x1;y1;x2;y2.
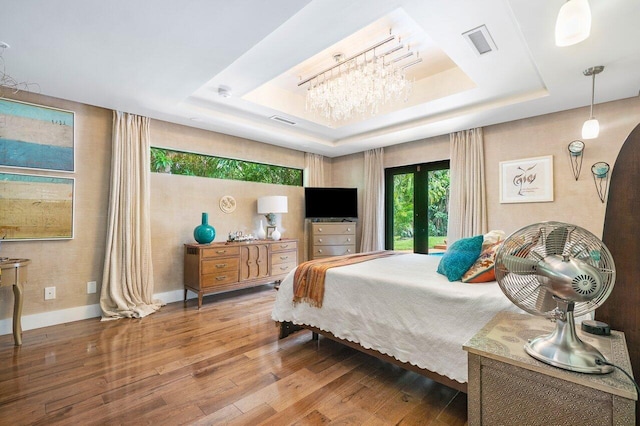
300;35;420;122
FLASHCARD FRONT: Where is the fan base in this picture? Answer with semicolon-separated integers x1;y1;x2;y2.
524;315;614;374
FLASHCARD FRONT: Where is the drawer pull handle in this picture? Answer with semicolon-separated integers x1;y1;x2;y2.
318;249;323;253
216;250;227;254
280;266;289;270
347;228;352;232
347;249;352;253
318;228;322;232
347;238;351;242
216;276;227;281
279;256;289;260
215;263;227;268
318;238;323;242
280;244;289;248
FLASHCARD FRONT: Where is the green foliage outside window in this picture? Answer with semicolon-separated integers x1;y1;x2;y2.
150;147;302;186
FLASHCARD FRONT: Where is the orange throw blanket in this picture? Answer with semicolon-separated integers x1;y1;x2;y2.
293;251;404;308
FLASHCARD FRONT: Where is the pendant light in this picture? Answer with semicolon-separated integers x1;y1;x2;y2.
582;66;604;140
555;0;592;47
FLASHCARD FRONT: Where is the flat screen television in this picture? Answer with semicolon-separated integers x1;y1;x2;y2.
304;187;358;219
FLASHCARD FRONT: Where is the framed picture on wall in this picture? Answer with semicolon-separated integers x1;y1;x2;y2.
0;172;75;240
499;155;554;203
0;98;75;172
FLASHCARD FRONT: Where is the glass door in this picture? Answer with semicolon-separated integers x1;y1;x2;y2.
385;161;449;254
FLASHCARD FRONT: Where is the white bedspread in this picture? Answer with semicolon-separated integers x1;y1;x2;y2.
272;253;525;384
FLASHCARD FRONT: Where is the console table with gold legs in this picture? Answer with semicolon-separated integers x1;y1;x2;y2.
0;258;31;346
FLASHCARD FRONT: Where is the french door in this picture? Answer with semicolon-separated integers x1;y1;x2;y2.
385;161;450;254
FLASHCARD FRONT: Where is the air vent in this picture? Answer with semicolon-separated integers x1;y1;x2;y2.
462;25;497;56
270;115;296;126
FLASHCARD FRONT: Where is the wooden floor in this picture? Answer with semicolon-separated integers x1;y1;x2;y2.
0;285;467;425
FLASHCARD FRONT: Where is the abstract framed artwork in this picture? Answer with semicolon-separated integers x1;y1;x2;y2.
0;172;75;240
0;98;75;172
499;155;554;203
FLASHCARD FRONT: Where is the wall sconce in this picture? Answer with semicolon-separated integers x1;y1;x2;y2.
582;66;604;139
555;0;592;47
591;162;610;203
567;140;585;180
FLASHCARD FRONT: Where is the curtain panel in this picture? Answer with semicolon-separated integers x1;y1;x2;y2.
447;128;488;244
100;111;162;320
360;148;385;252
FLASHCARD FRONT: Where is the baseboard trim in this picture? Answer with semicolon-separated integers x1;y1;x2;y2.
0;289;192;337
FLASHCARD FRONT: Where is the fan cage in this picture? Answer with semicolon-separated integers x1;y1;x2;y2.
495;221;615;317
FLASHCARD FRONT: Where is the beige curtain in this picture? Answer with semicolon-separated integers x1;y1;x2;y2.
100;111;162;320
447;128;488;244
304;152;325;187
303;152;326;261
360;148;385;252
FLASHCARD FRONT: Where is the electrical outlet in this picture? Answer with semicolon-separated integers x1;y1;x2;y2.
44;286;56;300
87;281;97;294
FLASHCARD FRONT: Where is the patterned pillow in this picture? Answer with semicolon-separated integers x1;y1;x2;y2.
437;235;484;281
462;241;503;283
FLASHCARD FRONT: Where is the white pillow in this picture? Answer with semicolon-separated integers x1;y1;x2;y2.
483;230;505;249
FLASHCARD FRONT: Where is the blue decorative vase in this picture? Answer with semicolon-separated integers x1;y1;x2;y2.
194;212;215;244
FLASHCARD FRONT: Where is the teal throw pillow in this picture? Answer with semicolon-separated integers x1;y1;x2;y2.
437;235;484;282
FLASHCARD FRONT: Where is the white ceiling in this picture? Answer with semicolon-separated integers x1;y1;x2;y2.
1;0;639;157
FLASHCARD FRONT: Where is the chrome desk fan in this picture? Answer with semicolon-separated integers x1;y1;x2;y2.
495;221;616;374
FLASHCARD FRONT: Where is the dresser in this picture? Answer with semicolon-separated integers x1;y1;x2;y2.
309;221;356;259
184;239;298;309
464;311;637;426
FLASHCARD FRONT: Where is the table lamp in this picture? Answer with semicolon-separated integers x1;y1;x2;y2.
258;196;288;240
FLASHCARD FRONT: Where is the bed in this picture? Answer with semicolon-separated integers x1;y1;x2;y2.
271;252;526;392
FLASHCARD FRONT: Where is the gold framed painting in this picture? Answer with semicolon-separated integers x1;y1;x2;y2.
0;172;75;240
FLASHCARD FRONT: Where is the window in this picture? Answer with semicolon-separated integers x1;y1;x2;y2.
385;161;450;253
150;147;302;186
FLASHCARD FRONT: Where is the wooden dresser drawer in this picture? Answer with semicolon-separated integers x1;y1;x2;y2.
201;246;240;258
312;245;356;257
312;235;355;246
271;241;297;252
271;251;296;265
201;271;239;288
312;223;355;235
202;257;239;275
272;261;297;276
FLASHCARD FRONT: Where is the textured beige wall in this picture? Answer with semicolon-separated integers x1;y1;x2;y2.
0;91;111;319
332;96;640;242
149;121;305;294
0;93;306;322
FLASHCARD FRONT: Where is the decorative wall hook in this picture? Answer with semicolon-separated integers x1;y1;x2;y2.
568;140;585;180
591;162;610;203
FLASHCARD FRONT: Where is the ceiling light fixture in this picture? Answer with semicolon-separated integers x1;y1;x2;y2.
555;0;592;47
582;65;604;140
299;33;421;122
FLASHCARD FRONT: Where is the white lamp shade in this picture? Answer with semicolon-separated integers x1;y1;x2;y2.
257;196;288;214
555;0;592;47
582;118;600;139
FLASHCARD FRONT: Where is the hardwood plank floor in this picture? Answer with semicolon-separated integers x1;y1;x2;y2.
0;285;467;425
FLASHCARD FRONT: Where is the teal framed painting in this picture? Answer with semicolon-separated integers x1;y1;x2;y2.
0;172;75;240
0;98;75;172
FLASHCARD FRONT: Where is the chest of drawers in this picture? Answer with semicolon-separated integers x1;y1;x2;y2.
309;222;356;259
184;239;298;309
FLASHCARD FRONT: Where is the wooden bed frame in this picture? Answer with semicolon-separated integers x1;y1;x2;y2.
279;321;467;393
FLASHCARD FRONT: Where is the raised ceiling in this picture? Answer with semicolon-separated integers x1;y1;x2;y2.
1;0;639;157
